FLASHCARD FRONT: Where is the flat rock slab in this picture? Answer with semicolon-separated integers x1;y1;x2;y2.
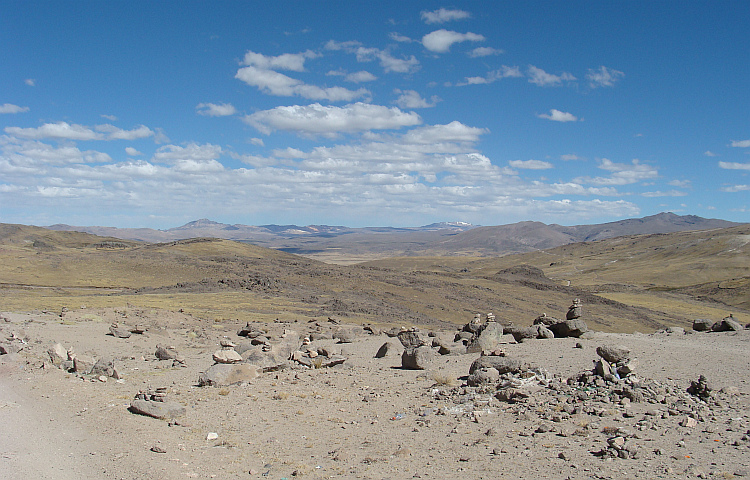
129;399;185;420
198;363;260;386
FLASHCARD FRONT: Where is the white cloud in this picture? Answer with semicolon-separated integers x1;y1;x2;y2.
721;184;750;192
24;79;35;86
468;47;503;58
240;49;318;72
235;65;370;101
730;139;750;148
575;158;658;186
6;122;100;141
327;41;420;74
561;154;581;161
125;147;142;156
538;109;578;122
421;8;471;24
389;32;412;43
393;89;441;109
196;102;237;117
527;65;576;86
704;150;718;157
244;102;422;137
401;121;487;144
345;71;377;83
641;190;688;197
95;124;155;140
422;30;485;53
1;139;111;166
0;103;30;114
153;143;223;164
249;138;264;147
586;66;624;88
718;161;750;170
5;122;154;141
456;66;522;86
509;159;554;170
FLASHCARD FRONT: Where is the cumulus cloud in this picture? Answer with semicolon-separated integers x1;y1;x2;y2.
538;109;578;122
575;158;658;186
1;139;111;166
326;40;420;74
0;103;30;114
235;65;369;101
509;159;554;170
196;102;237;117
721;184;750;192
421;8;471;24
730;139;750;148
5;122;154;141
422;29;485;53
468;47;503;58
152;143;222;164
527;65;576;86
455;66;522;86
704;150;718;157
393;89;440;109
641;190;688;197
125;147;142;156
401;121;487;144
244;102;422;137
586;66;624;88
345;71;377;83
718;161;750;170
240;49;318;71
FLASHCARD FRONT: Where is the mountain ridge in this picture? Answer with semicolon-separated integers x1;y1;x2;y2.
44;212;743;262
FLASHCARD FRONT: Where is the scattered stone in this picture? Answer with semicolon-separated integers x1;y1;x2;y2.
466;321;504;352
397;329;428;349
155;345;179;361
206;432;219;441
469;356;524;375
712;314;744;332
109;323;132;338
72;354;96;374
150;446;166;453
549;318;589;338
687;375;712;399
47;343;68;365
334;328;356;344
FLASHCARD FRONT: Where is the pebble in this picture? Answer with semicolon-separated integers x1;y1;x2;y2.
206;432;219;440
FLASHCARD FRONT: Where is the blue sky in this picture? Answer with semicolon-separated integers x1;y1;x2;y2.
1;1;748;228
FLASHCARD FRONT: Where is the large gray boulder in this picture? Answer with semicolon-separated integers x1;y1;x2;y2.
692;319;713;332
129;399;185;419
397;330;428;349
466;322;504;353
596;344;631;364
549;319;589;338
469;356;524;375
198;363;260;386
712;316;744;332
401;346;434;370
375;341;399;358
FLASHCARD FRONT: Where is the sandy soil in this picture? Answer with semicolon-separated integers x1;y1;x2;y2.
1;307;749;479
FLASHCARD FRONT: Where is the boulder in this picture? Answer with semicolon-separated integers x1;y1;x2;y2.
467;367;500;386
198;363;260;386
466;322;504;353
596;345;631;364
73;354;96;374
549;319;589;338
401;346;434;370
712;316;743;332
155;345;178;360
692;319;713;332
90;357;120;379
374;341;399;358
397;330;427;349
129;399;185;420
212;348;243;364
0;343;20;355
109;323;131;339
536;325;555;339
469;356;524;375
510;326;538;343
334;328;355;344
48;343;68;365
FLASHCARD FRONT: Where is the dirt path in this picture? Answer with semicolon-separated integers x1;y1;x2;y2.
0;362;105;480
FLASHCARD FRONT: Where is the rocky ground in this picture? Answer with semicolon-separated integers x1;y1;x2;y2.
1;306;749;480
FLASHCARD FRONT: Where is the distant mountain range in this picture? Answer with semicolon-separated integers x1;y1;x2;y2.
45;213;743;261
